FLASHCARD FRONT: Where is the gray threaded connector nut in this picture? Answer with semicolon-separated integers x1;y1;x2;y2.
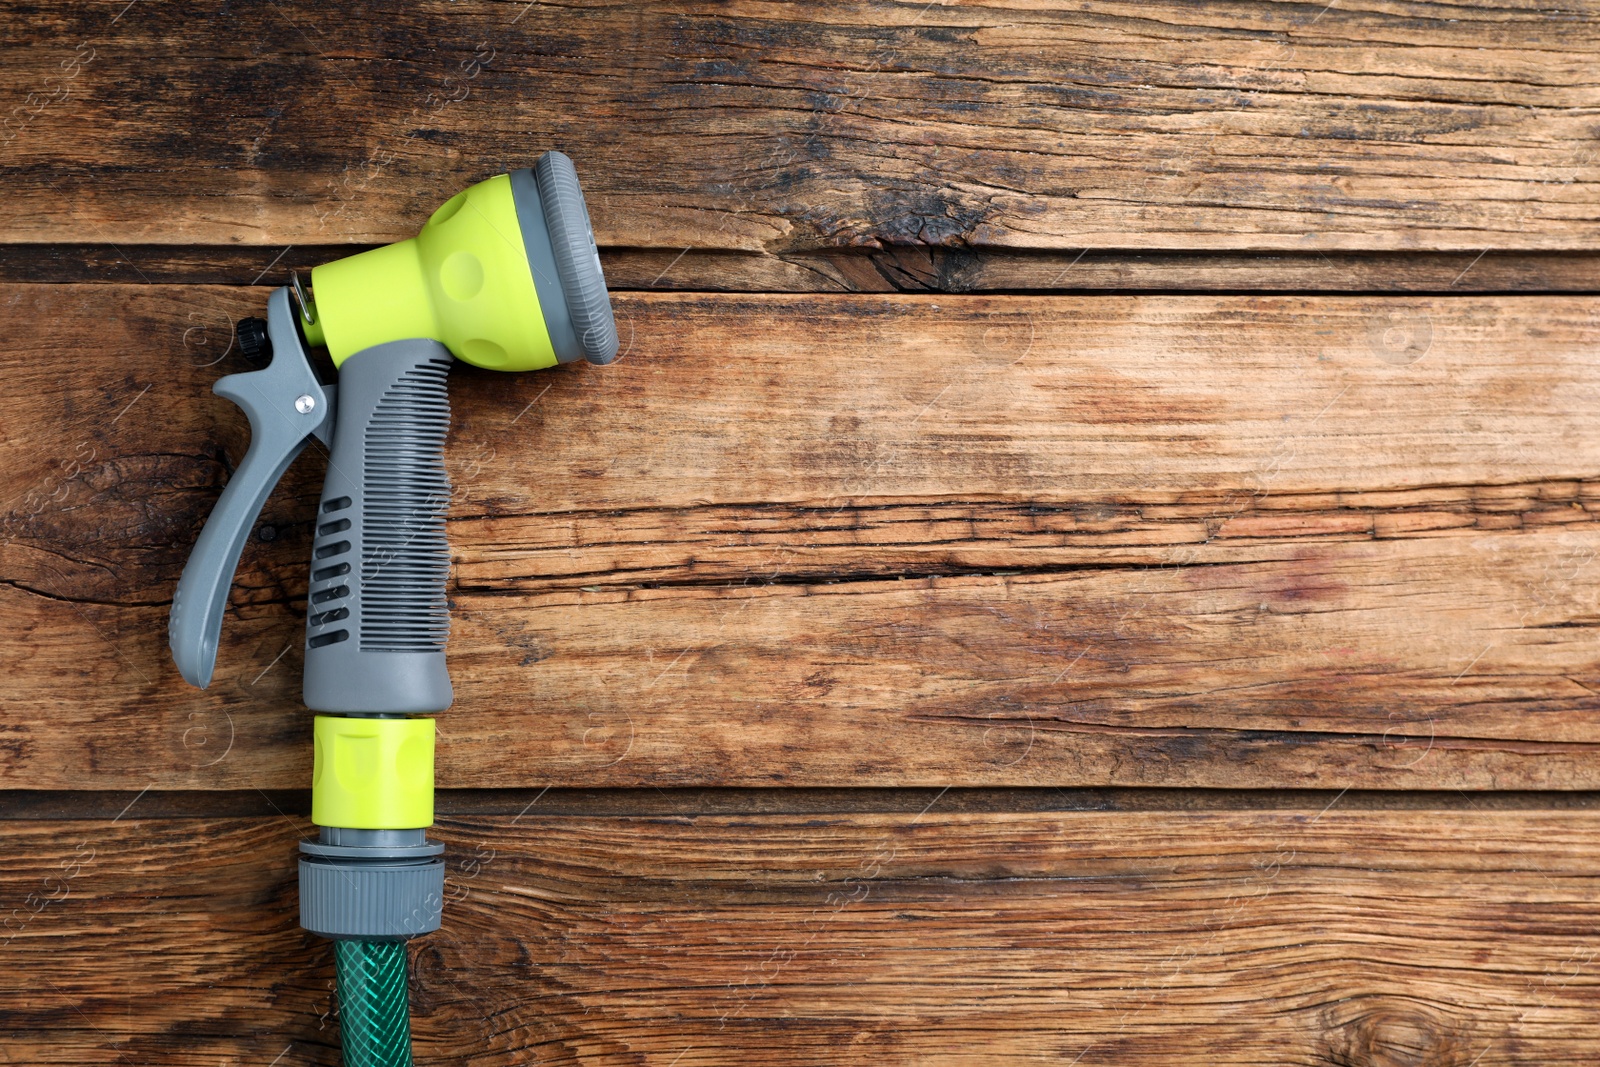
299;830;446;940
299;857;444;940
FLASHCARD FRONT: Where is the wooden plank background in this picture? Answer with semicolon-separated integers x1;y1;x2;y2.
4;0;1600;1062
8;286;1600;791
5;0;1599;253
7;802;1600;1064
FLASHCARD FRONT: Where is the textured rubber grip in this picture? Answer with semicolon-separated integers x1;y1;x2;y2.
304;339;455;714
334;939;415;1067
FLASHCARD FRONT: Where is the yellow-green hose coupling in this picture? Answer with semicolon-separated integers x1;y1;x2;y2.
311;715;435;829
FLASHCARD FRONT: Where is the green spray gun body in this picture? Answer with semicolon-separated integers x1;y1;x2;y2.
169;152;617;1065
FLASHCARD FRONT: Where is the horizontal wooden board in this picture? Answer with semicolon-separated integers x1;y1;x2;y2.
5;285;1600;791
4;2;1600;252
5;809;1600;1064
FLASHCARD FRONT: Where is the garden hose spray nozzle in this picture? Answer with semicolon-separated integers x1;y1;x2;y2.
168;152;619;1066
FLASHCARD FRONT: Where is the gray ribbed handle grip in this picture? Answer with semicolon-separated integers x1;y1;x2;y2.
303;339;455;714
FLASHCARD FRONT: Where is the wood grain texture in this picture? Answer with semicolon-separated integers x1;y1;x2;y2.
4;284;1600;790
9;4;1600;1059
4;1;1600;252
5;809;1600;1064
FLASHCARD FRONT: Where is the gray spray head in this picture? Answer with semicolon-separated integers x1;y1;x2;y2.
510;151;619;366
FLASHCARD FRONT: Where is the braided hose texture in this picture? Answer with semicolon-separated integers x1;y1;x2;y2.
334;939;414;1067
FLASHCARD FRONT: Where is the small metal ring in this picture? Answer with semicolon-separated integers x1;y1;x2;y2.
290;271;317;325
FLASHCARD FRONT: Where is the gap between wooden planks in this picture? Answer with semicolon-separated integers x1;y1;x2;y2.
11;786;1600;820
2;285;1599;791
11;247;1600;293
3;808;1599;1065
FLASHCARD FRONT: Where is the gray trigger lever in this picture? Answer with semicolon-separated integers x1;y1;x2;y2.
168;286;336;688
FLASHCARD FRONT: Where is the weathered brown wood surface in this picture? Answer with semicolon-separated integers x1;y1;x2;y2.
3;1;1600;252
5;806;1600;1065
7;0;1600;1062
6;284;1600;790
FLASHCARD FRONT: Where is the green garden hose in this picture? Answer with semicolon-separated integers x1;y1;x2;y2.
334;940;414;1067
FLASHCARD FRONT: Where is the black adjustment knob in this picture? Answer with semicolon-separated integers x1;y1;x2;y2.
236;317;271;366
